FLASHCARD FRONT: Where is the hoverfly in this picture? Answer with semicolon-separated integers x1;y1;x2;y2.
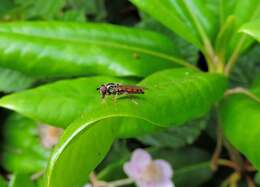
97;83;144;98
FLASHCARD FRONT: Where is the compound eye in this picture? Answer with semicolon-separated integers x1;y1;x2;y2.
107;85;114;94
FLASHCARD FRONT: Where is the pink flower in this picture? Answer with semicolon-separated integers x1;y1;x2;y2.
124;149;174;187
39;124;63;148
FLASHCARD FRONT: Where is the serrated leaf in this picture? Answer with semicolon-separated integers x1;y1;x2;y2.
0;67;35;93
43;68;227;187
0;22;187;78
220;82;260;170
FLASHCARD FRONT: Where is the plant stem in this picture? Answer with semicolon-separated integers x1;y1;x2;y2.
107;178;134;187
223;139;244;173
211;110;223;171
217;159;238;170
225;87;260;104
224;36;246;76
220;172;240;187
246;176;256;187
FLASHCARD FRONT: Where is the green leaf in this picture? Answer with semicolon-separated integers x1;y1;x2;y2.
57;10;86;22
255;172;260;185
2;114;49;173
0;68;227;129
9;173;37;187
225;1;260;59
0;67;35;93
150;148;212;187
215;16;236;61
0;76;130;127
14;0;66;19
131;0;219;49
231;44;260;87
137;117;207;149
240;19;260;42
220;84;260;170
43;68;227;187
0;21;187;78
137;13;198;64
0;175;7;187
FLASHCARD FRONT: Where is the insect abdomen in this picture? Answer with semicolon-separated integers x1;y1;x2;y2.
116;86;144;94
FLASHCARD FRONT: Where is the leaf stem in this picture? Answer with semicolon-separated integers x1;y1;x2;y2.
217;159;239;170
246;176;256;187
107;178;134;187
211;106;223;171
223;139;244;173
225;87;260;104
181;0;219;72
224;35;246;75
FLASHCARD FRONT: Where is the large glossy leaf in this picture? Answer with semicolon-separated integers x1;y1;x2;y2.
0;76;130;127
0;67;35;93
0;21;187;78
43;68;227;187
0;68;227;130
220;81;260;170
131;0;219;49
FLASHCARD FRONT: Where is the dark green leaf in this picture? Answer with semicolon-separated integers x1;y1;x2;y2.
2;114;49;173
137;118;207;148
14;0;66;19
43;68;227;187
0;22;186;78
0;67;35;93
255;172;260;185
231;44;260;87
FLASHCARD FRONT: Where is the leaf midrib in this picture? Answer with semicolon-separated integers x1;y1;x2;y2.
0;31;194;69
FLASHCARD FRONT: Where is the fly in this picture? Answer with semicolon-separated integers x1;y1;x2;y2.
97;83;144;98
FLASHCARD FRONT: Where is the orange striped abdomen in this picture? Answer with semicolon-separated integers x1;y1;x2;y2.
116;85;144;95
